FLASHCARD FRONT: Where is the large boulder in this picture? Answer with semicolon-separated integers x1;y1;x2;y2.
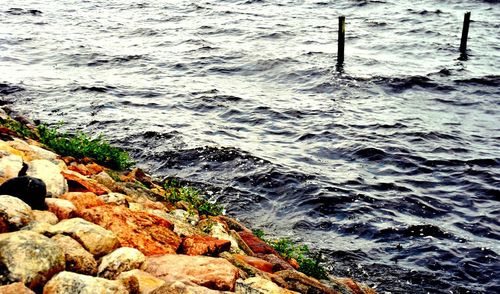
150;280;227;294
0;195;33;231
145;254;239;291
79;205;180;255
179;235;231;256
51;234;97;275
0;176;47;210
26;160;68;197
48;217;120;256
0;153;23;184
45;198;77;220
32;210;58;225
60;170;110;195
0;231;65;290
117;270;166;294
58;192;105;214
98;247;146;279
43;271;128;294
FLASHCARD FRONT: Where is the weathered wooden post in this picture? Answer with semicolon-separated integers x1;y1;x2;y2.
337;16;345;67
459;12;471;55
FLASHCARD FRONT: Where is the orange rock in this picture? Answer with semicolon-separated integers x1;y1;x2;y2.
45;198;77;220
287;258;300;270
80;205;180;256
68;164;91;176
334;278;364;294
179;235;231;256
61;170;110;195
238;231;277;255
0;282;35;294
59;192;105;214
256;254;295;272
234;254;274;273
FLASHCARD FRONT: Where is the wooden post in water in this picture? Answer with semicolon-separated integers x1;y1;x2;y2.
337;16;345;67
459;12;471;55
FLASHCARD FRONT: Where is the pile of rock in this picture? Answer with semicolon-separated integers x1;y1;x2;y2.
0;128;376;293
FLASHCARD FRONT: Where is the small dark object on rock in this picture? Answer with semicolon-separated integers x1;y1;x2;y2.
0;176;47;210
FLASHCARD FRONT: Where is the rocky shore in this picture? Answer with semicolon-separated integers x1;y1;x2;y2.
0;108;377;294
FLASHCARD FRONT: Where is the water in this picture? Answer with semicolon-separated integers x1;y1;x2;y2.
1;0;499;292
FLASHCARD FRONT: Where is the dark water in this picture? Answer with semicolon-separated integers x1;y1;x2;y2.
1;0;499;293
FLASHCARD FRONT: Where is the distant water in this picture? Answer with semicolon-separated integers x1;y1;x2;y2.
1;0;499;292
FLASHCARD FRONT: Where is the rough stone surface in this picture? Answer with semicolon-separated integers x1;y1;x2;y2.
98;247;146;279
117;270;166;294
161;212;205;237
99;192;129;206
0;282;36;294
26;159;68;197
238;231;277;255
21;221;52;234
200;220;243;254
275;270;341;294
48;217;120;256
61;170;110;195
145;254;239;291
59;192;105;214
0;231;65;290
43;271;128;294
179;235;232;256
255;254;294;272
235;277;299;294
32;210;59;225
150;280;226;294
80;205;180;255
234;255;274;273
0;195;33;230
51;234;97;275
45;198;77;220
0;176;47;210
0;153;23;184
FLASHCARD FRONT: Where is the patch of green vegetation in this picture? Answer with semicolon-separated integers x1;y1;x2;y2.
106;170;123;182
0;117;35;138
163;178;223;216
37;124;134;170
255;230;328;280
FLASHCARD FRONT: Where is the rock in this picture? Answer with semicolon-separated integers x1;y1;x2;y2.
255;254;294;272
68;163;105;176
328;278;377;294
0;176;47;210
26;159;68;197
235;277;299;294
150;280;227;294
145;254;239;291
117;270;166;294
6;139;59;161
99;192;129;206
45;198;77;220
48;217;120;256
179;235;231;256
51;234;97;275
275;270;341;294
21;221;52;234
234;255;274;274
59;192;105;214
0;195;33;230
171;209;200;225
0;231;64;290
32;210;59;225
199;219;243;254
98;247;146;279
80;205;180;255
0;282;36;294
43;271;128;294
238;231;277;255
91;171;119;191
159;212;205;238
0;153;23;184
61;170;111;195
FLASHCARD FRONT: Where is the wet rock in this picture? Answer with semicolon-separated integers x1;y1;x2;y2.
117;270;166;294
99;192;129;206
45;198;77;220
238;231;277;255
0;153;23;184
0;231;64;290
80;205;180;255
32;210;59;225
59;192;105;214
51;234;97;275
150;280;226;294
275;270;341;294
43;271;128;294
235;277;299;294
0;195;33;230
179;235;231;256
0;176;47;210
61;170;111;195
234;255;274;273
98;247;146;279
0;282;35;294
255;254;294;272
26;160;68;197
48;217;120;256
145;254;239;291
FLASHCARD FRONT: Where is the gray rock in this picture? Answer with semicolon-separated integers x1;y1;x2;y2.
0;195;33;231
51;234;97;275
98;247;146;279
48;218;120;256
43;271;128;294
0;231;65;290
26;159;68;197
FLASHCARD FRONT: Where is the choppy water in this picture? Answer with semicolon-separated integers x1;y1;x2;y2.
1;0;499;292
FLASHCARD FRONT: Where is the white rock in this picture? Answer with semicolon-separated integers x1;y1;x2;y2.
98;247;146;279
26;159;68;197
0;195;33;230
43;271;129;294
0;153;23;184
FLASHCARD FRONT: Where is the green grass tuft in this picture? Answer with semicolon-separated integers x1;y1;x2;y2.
0;117;35;138
163;178;223;216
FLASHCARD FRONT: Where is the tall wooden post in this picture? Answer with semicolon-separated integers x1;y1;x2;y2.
459;12;471;55
337;16;345;67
